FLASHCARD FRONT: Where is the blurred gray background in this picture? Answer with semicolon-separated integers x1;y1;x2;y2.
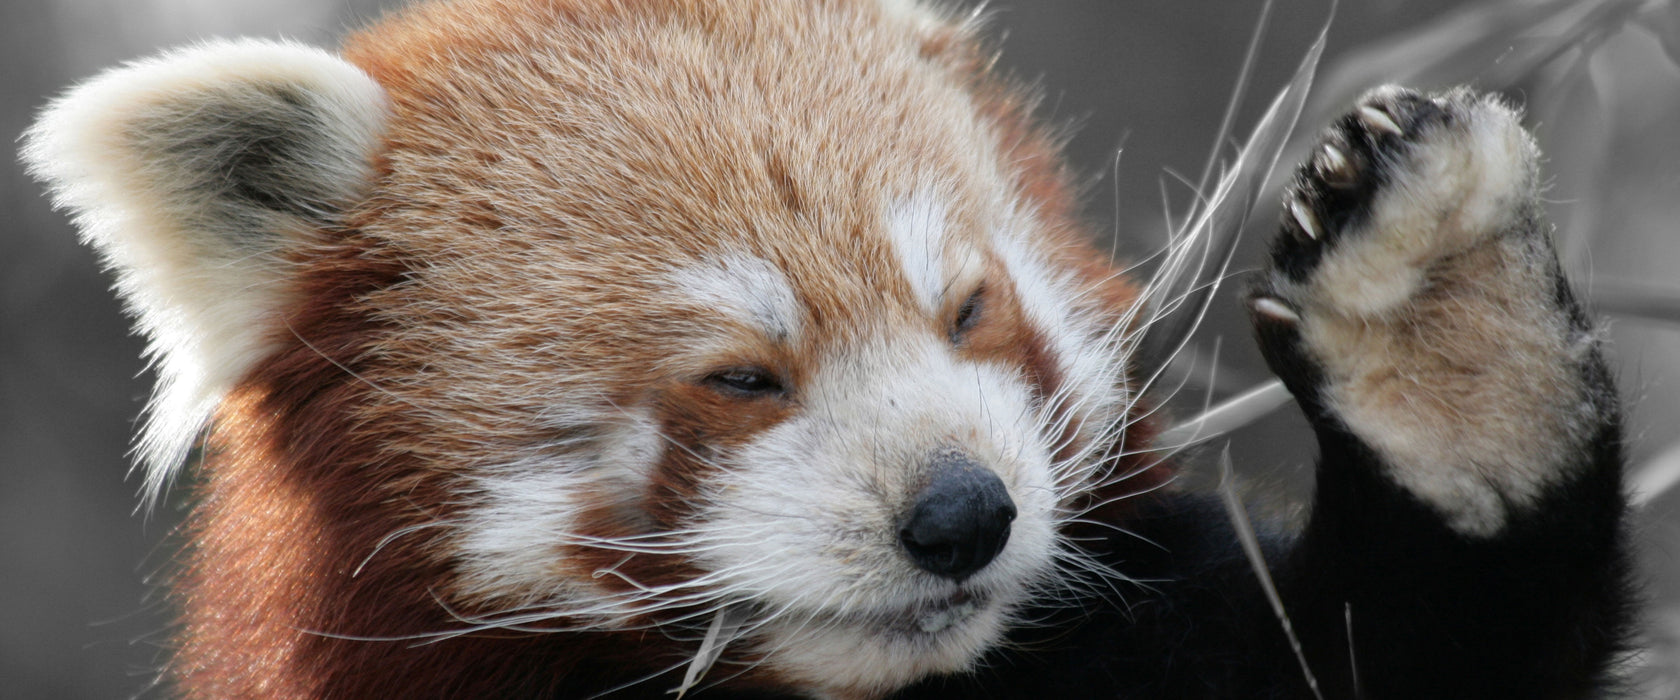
5;0;1677;696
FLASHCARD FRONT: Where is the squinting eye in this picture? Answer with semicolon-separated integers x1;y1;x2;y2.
950;287;984;343
705;368;786;398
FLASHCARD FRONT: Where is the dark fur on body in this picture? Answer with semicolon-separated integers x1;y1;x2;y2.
23;1;1632;697
506;87;1638;700
895;88;1636;700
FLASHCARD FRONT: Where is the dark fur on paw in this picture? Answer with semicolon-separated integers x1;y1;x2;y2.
1253;85;1542;322
1245;85;1594;537
1269;86;1459;284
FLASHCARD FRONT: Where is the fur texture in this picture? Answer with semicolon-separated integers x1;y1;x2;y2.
24;1;1630;698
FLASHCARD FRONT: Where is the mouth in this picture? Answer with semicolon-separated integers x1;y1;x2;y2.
903;588;985;636
746;584;1009;692
783;587;992;643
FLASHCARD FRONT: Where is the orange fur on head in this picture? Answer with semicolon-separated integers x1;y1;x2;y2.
31;1;1163;697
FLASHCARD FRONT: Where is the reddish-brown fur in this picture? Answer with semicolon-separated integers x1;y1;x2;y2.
161;0;1166;696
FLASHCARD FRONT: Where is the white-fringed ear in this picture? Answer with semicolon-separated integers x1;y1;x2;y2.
21;39;388;503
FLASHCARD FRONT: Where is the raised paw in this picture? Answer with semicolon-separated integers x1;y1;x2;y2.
1248;86;1605;537
1261;85;1544;319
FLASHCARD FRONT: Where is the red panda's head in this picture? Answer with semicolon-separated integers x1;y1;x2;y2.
25;0;1162;696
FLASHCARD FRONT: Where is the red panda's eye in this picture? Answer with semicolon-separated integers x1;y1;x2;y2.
950;287;984;344
705;368;786;398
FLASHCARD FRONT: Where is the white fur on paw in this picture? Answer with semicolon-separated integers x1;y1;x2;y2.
1266;87;1593;537
1309;87;1539;318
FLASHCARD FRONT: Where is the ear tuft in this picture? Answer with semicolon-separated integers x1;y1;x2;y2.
21;39;388;503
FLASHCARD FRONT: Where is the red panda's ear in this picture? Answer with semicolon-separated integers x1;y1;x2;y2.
21;39;388;503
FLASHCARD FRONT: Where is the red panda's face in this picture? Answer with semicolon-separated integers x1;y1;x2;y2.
324;4;1147;690
353;150;1136;692
20;0;1145;695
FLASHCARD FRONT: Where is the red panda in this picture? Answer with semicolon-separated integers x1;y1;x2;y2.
23;0;1631;698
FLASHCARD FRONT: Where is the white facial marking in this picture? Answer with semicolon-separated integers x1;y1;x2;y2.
992;209;1132;456
667;254;805;343
689;333;1059;695
887;188;955;314
456;458;599;603
455;406;665;606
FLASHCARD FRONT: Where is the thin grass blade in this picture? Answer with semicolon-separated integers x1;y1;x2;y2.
1633;441;1680;509
674;605;745;698
1311;0;1642;117
1138;9;1332;368
1159;379;1292;447
1217;447;1323;700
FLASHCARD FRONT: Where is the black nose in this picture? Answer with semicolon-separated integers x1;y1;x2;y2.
898;453;1017;581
